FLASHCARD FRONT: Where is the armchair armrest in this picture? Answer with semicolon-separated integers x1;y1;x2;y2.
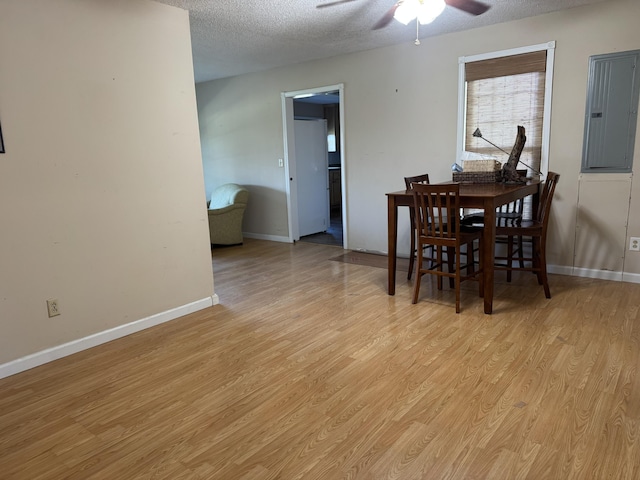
208;204;245;216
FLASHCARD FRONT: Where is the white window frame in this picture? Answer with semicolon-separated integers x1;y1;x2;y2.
456;41;556;176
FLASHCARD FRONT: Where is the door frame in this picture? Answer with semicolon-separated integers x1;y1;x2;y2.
281;83;346;247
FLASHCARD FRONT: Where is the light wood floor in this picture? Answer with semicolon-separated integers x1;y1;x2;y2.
2;238;640;479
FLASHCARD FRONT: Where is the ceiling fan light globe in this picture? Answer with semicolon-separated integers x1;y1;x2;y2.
417;0;446;24
394;0;420;25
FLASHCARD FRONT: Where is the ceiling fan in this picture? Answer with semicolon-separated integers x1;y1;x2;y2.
317;0;491;30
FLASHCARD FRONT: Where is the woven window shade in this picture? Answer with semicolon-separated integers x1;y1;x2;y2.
464;50;547;219
464;51;547;176
465;51;547;81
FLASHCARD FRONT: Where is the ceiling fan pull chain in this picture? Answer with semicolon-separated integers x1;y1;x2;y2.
415;18;421;45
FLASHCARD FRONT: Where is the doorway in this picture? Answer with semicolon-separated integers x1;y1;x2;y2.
281;84;346;248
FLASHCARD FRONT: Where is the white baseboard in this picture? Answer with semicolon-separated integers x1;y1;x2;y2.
568;266;623;282
548;264;640;283
622;272;640;284
547;264;574;277
0;296;217;380
243;232;291;243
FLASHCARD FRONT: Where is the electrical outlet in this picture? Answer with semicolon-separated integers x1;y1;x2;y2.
47;299;60;317
630;237;640;252
278;158;284;167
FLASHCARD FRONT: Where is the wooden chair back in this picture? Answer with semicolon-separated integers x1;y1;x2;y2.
404;174;430;191
404;174;433;280
537;172;560;227
411;183;461;245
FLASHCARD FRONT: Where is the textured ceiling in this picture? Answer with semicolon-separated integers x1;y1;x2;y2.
154;0;611;83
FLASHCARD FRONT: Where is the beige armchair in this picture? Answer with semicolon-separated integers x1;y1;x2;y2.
207;183;249;245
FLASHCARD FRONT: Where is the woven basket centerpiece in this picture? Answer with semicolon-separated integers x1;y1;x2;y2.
453;159;502;183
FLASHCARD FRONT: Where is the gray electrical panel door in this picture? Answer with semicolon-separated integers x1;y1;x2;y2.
581;50;640;173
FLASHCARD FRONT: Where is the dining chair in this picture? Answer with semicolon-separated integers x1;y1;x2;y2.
410;183;484;313
494;172;560;298
461;170;529;280
404;174;431;280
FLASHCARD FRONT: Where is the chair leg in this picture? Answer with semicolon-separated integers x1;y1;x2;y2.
517;236;525;269
466;242;475;275
412;243;423;304
455;248;461;313
535;238;551;298
447;246;455;289
478;238;484;298
532;237;543;285
506;235;514;282
437;246;443;290
408;224;416;280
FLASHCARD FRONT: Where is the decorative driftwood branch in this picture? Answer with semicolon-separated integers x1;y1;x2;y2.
501;126;526;184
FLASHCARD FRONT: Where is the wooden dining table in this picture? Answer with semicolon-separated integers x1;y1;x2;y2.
386;180;540;314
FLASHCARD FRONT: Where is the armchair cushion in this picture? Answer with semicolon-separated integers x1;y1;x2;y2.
208;183;249;245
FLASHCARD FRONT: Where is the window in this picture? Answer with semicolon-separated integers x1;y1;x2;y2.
457;42;556;176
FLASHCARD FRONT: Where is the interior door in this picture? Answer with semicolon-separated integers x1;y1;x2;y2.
294;119;330;237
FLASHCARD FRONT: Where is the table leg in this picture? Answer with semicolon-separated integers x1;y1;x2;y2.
387;195;398;295
482;199;496;314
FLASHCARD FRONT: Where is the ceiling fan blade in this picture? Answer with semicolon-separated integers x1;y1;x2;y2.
316;0;358;8
445;0;491;16
373;3;399;30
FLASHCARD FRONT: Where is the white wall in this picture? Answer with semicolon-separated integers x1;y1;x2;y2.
196;0;640;280
0;0;215;368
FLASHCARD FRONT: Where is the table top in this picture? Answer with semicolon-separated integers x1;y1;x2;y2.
387;181;540;209
387;180;540;198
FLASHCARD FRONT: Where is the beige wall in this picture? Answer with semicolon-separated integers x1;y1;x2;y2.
0;0;214;365
197;0;640;280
